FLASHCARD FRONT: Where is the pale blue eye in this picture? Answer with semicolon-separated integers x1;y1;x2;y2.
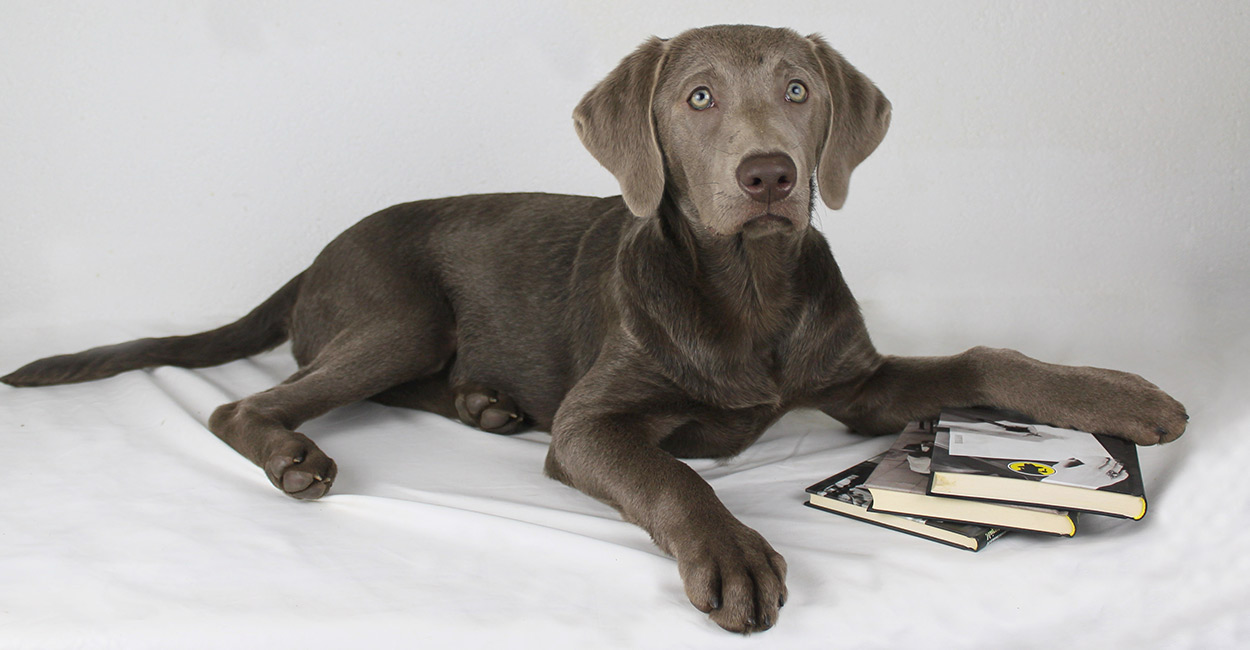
688;87;714;110
786;81;808;103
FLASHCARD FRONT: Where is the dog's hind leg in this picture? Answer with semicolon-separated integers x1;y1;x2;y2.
209;324;453;499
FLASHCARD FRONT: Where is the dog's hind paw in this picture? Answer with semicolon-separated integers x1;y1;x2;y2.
454;383;525;434
263;433;337;499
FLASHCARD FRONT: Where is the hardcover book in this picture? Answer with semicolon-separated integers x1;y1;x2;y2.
928;408;1148;519
805;453;1009;552
861;422;1078;536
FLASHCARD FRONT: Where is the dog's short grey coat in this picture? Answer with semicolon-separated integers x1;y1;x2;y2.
3;25;1187;634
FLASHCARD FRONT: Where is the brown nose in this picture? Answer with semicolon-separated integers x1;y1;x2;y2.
736;153;797;203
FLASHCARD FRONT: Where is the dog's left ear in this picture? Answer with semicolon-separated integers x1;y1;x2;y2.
573;36;669;218
807;34;892;210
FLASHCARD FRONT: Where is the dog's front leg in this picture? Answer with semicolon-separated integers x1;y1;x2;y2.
546;370;786;633
826;346;1187;444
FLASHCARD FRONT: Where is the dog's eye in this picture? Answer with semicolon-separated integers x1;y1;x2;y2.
687;87;714;111
785;81;808;104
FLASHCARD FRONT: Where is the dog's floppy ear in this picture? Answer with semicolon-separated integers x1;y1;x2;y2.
573;36;669;218
807;34;892;210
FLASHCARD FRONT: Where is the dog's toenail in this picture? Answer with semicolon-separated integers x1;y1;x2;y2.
489;396;498;404
292;456;304;464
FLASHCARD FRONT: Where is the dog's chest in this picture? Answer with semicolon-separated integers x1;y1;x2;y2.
678;314;845;410
654;327;853;458
616;223;869;410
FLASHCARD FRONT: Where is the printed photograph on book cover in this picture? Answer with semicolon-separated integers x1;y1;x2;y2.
866;429;937;493
938;411;1130;490
813;461;875;508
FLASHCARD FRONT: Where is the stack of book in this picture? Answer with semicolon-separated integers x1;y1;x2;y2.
804;408;1149;551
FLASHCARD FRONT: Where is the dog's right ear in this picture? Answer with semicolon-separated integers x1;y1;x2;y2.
573;36;669;218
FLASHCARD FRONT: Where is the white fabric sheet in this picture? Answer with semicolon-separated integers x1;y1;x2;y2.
2;323;1247;649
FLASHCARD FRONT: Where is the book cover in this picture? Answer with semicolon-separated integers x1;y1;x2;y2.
929;408;1148;519
805;453;1009;552
860;423;1077;536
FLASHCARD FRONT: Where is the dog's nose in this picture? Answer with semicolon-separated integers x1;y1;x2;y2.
736;153;796;203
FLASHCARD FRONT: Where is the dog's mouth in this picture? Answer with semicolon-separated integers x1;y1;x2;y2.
749;213;789;225
741;212;797;235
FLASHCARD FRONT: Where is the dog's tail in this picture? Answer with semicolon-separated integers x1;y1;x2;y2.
1;273;304;387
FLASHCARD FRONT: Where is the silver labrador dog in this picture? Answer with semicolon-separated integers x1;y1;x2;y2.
4;25;1187;633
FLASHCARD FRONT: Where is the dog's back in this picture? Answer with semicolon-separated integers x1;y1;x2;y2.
2;192;629;425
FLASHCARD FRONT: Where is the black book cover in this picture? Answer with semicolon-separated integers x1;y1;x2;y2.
929;408;1147;519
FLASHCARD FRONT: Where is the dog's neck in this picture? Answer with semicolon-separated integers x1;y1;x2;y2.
612;194;809;408
657;196;805;334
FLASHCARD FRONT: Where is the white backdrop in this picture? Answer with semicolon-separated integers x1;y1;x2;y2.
3;2;1247;402
2;2;1249;648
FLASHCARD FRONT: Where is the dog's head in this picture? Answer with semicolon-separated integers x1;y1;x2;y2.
574;25;891;237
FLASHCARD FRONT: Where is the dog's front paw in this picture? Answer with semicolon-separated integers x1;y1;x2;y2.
262;433;337;499
676;522;788;634
1118;379;1188;445
1057;368;1188;445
